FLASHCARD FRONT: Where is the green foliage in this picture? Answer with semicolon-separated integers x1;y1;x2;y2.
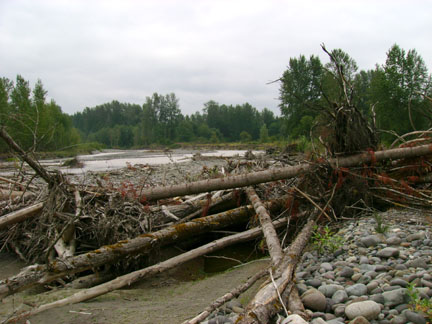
0;75;80;153
239;131;252;143
372;213;389;234
407;283;432;322
311;225;344;254
259;124;269;143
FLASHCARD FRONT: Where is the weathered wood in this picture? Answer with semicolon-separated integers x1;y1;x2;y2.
238;215;317;324
0;202;44;230
0;126;57;185
0;198;285;299
4;217;290;323
246;187;283;264
0;188;34;201
139;144;432;201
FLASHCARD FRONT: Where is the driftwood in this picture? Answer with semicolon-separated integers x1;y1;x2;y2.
0;202;44;230
139;144;432;201
246;187;283;264
0;188;34;201
238;215;317;324
0;197;285;299
4;217;291;323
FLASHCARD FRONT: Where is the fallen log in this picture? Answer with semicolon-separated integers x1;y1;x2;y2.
246;187;283;264
0;202;44;230
0;176;38;191
238;214;317;324
139;144;432;201
4;217;291;323
0;188;34;201
0;197;285;299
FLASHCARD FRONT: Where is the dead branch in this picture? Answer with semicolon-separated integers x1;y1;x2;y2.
0;202;44;230
139;144;432;201
4;217;291;323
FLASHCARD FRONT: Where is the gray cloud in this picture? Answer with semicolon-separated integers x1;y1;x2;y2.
1;0;431;116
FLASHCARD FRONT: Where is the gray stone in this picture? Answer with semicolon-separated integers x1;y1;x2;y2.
345;301;381;320
346;283;368;296
391;316;407;324
311;318;327;324
327;319;345;324
332;289;349;303
306;279;322;288
421;278;432;288
334;305;346;317
367;281;379;293
386;236;402;246
360;256;370;264
406;231;426;242
403;310;427;324
282;314;309;324
382;288;407;307
301;288;327;312
377;247;400;258
389;278;408;288
340;266;355;278
321;262;334;271
406;258;428;269
361;235;382;247
349;316;370;324
318;284;344;298
352;273;363;282
370;294;385;304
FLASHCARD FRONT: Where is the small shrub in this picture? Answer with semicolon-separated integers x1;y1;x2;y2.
311;225;344;254
407;283;432;322
373;212;389;234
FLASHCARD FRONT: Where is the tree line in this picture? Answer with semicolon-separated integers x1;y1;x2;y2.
279;44;431;144
1;43;431;153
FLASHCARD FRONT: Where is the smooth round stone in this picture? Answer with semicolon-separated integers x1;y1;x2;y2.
386;236;402;245
318;284;344;298
332;289;349;303
340;267;355;278
390;278;408;288
322;271;335;280
346;283;368;297
394;264;407;270
377;247;400;258
405;258;428;269
360;235;382;247
352;273;362;282
421;279;432;288
311;318;327;324
349;316;371;324
367;281;379;292
345;301;381;320
403;310;427;324
281;314;309;324
301;288;327;312
306;279;322;288
334;305;346;317
382;288;408;307
370;294;385;304
360;256;370;264
391;316;407;324
321;262;334;271
406;232;426;242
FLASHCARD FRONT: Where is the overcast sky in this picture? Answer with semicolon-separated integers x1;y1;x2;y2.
1;0;431;116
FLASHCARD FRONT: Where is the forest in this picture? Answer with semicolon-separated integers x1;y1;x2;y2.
0;43;431;153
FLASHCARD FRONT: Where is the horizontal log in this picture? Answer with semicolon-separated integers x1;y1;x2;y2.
0;197;285;298
139;144;432;201
0;202;44;230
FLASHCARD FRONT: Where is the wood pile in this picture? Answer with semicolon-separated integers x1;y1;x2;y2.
0;125;432;323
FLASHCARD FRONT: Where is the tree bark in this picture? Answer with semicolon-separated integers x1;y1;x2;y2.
0;198;285;299
5;217;290;323
0;202;44;230
246;187;283;264
139;144;432;201
238;215;317;324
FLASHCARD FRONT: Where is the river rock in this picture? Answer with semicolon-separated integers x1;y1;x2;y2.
406;258;428;269
349;315;370;324
340;266;355;278
345;301;381;320
332;289;349;303
301;288;327;312
346;283;368;296
403;310;427;324
281;314;309;324
318;284;344;298
360;235;382;247
382;288;407;307
377;247;400;258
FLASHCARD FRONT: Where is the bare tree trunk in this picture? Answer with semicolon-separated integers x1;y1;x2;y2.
238;215;317;324
4;217;290;323
0;202;44;230
246;187;283;264
139;144;432;201
0;126;57;186
0;198;285;299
